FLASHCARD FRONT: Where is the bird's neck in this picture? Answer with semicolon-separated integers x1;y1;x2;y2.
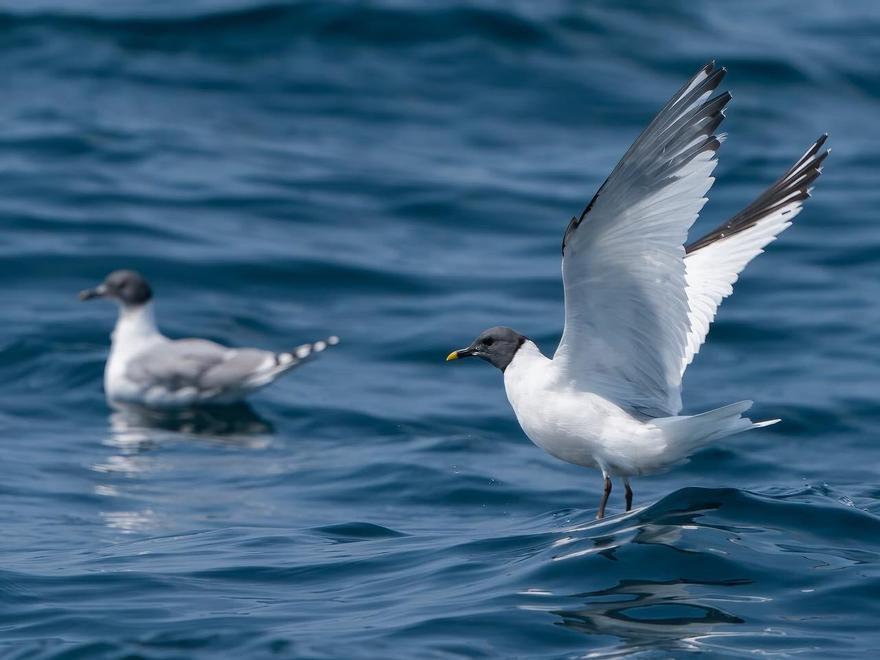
503;339;552;416
111;302;161;347
504;340;550;381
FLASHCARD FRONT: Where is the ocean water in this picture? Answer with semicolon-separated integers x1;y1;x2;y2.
0;1;878;657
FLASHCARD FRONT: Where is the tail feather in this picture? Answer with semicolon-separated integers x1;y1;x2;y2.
245;335;339;389
653;400;778;465
275;335;339;369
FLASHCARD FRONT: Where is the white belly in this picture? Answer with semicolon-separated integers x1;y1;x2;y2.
503;342;662;476
105;337;160;404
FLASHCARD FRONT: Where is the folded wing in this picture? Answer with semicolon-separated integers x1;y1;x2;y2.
681;135;829;373
554;62;730;417
126;339;276;394
126;337;337;396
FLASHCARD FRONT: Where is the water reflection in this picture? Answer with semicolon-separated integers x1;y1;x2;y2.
550;493;730;564
552;578;748;655
99;508;159;534
525;494;775;655
108;403;275;449
92;403;275;533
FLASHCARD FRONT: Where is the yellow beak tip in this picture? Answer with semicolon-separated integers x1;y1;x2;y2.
446;351;459;362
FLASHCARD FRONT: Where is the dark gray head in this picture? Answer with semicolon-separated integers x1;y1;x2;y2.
446;326;528;372
79;270;153;307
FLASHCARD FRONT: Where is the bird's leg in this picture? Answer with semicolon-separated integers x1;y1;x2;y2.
624;477;633;512
596;474;612;520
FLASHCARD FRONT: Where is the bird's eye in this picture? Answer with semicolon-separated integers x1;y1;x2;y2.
482;337;494;347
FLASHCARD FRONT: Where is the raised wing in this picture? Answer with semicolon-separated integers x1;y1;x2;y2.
681;135;829;373
554;62;730;417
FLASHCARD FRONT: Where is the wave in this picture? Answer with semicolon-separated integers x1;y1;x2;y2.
0;1;557;49
4;486;875;657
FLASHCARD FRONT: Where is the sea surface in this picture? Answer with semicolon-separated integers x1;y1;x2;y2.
0;1;878;658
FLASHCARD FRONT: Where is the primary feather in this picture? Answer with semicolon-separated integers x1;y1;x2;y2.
681;135;829;372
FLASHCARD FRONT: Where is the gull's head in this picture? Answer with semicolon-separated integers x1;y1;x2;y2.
446;326;527;372
79;270;153;308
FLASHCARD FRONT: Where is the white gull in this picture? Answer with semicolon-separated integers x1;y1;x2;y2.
447;62;828;518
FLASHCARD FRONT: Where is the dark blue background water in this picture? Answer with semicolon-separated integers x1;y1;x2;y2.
0;1;877;657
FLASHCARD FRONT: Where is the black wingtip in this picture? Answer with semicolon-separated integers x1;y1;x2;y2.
685;135;829;254
565;61;729;255
695;60;723;83
706;65;726;87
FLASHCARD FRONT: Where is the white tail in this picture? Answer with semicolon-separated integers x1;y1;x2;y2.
653;400;779;465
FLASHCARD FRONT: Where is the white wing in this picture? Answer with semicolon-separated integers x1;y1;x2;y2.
554;62;730;417
681;135;829;373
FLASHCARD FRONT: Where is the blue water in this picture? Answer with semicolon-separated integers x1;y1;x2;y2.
0;1;878;657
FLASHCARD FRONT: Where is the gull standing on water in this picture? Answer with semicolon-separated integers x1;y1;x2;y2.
447;62;828;518
81;270;338;408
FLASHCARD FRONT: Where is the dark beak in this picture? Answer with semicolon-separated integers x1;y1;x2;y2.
446;347;476;361
79;284;108;301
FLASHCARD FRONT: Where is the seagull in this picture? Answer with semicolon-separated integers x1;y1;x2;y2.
446;62;828;519
80;269;338;409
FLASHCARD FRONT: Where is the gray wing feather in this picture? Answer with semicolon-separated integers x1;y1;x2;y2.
126;339;273;392
554;62;729;417
199;348;275;389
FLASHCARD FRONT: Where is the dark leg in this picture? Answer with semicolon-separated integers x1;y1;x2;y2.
596;475;612;520
624;477;633;512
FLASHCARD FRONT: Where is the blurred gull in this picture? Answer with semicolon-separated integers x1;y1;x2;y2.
447;62;828;518
81;270;338;409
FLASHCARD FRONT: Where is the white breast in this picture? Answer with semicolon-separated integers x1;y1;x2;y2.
104;303;166;403
503;340;659;474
